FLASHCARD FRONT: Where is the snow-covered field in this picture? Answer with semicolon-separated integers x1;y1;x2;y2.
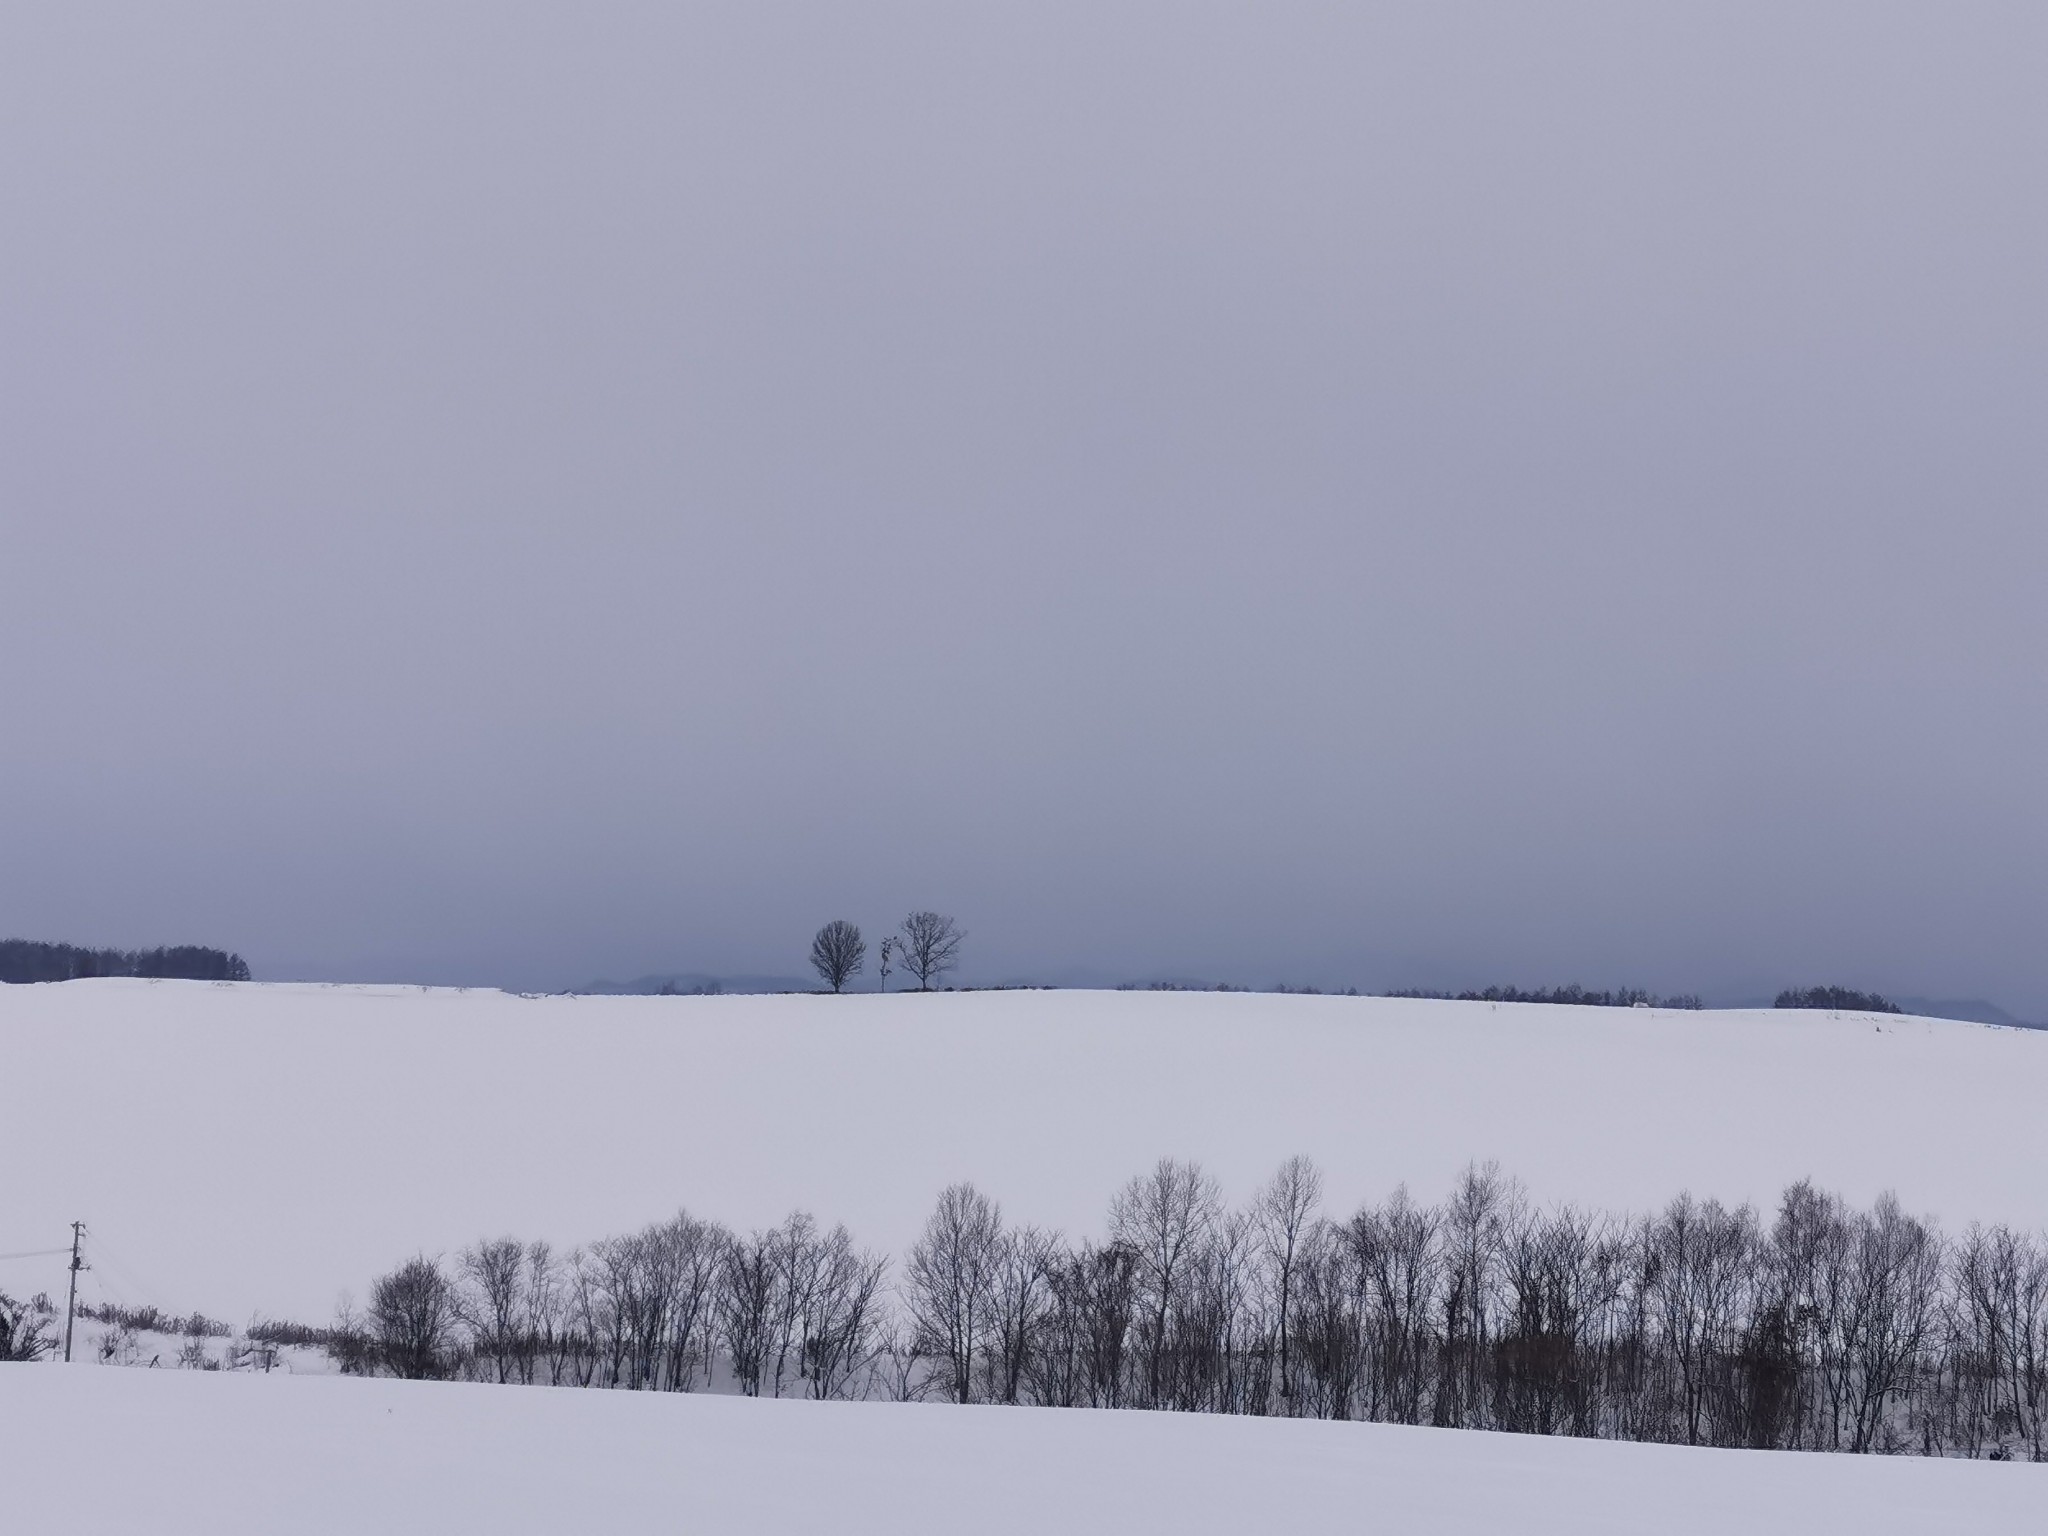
8;979;2044;1527
4;979;2045;1323
5;1365;2039;1535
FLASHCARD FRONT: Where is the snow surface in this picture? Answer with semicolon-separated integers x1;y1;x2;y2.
5;979;2046;1324
4;1365;2039;1535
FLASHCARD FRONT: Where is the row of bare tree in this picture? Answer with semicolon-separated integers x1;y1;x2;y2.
336;1161;2048;1460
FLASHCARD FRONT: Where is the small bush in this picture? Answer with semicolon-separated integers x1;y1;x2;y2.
78;1302;231;1338
247;1317;333;1348
0;1291;55;1361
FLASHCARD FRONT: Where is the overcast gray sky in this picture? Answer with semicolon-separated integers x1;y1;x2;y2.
3;4;2043;1008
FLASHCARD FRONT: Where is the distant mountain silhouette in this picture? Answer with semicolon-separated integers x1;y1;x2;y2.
1892;996;2043;1030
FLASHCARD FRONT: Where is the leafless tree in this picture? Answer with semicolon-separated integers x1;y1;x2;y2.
983;1226;1060;1405
1349;1185;1443;1425
522;1240;569;1385
1110;1157;1222;1408
655;1215;727;1392
709;1213;863;1400
579;1239;635;1387
715;1227;781;1397
581;1213;727;1392
1952;1222;2048;1458
555;1249;603;1387
809;921;867;993
327;1296;376;1375
1838;1193;1942;1452
1033;1240;1139;1409
1289;1220;1363;1419
1172;1207;1263;1413
799;1224;890;1399
1766;1178;1849;1448
369;1254;459;1380
1437;1162;1518;1429
458;1237;526;1384
906;1182;1003;1402
877;937;894;993
1256;1156;1324;1410
873;1318;934;1402
328;1164;2039;1460
1648;1193;1757;1445
1493;1204;1621;1437
896;911;963;991
766;1212;820;1398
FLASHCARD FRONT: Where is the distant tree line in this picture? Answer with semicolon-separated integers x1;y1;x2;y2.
1117;981;1258;992
808;913;963;993
334;1161;2047;1461
1111;983;1916;1014
1117;982;1710;1005
1384;985;1705;1010
0;938;250;985
1775;986;1902;1014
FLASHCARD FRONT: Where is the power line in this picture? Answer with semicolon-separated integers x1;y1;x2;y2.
85;1232;188;1317
82;1254;134;1310
0;1247;71;1262
85;1236;153;1295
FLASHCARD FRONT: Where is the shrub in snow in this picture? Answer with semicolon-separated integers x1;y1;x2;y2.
0;1291;55;1362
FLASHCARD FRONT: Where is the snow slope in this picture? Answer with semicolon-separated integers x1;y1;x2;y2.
4;980;2044;1322
4;1366;2039;1535
8;1368;2039;1531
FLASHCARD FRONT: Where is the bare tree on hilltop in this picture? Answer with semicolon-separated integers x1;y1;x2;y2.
809;921;867;993
897;911;963;991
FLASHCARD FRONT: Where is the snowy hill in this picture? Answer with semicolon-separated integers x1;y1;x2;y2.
4;979;2044;1325
6;1366;2039;1535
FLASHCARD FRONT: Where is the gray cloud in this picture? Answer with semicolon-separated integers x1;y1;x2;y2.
3;4;2043;1008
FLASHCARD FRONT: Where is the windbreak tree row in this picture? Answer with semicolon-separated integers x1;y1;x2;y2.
0;939;250;983
336;1161;2048;1462
124;945;250;981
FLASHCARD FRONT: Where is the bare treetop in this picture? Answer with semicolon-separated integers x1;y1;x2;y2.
896;912;963;992
809;921;867;993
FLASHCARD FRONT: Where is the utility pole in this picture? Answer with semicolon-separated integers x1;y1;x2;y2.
63;1221;86;1363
